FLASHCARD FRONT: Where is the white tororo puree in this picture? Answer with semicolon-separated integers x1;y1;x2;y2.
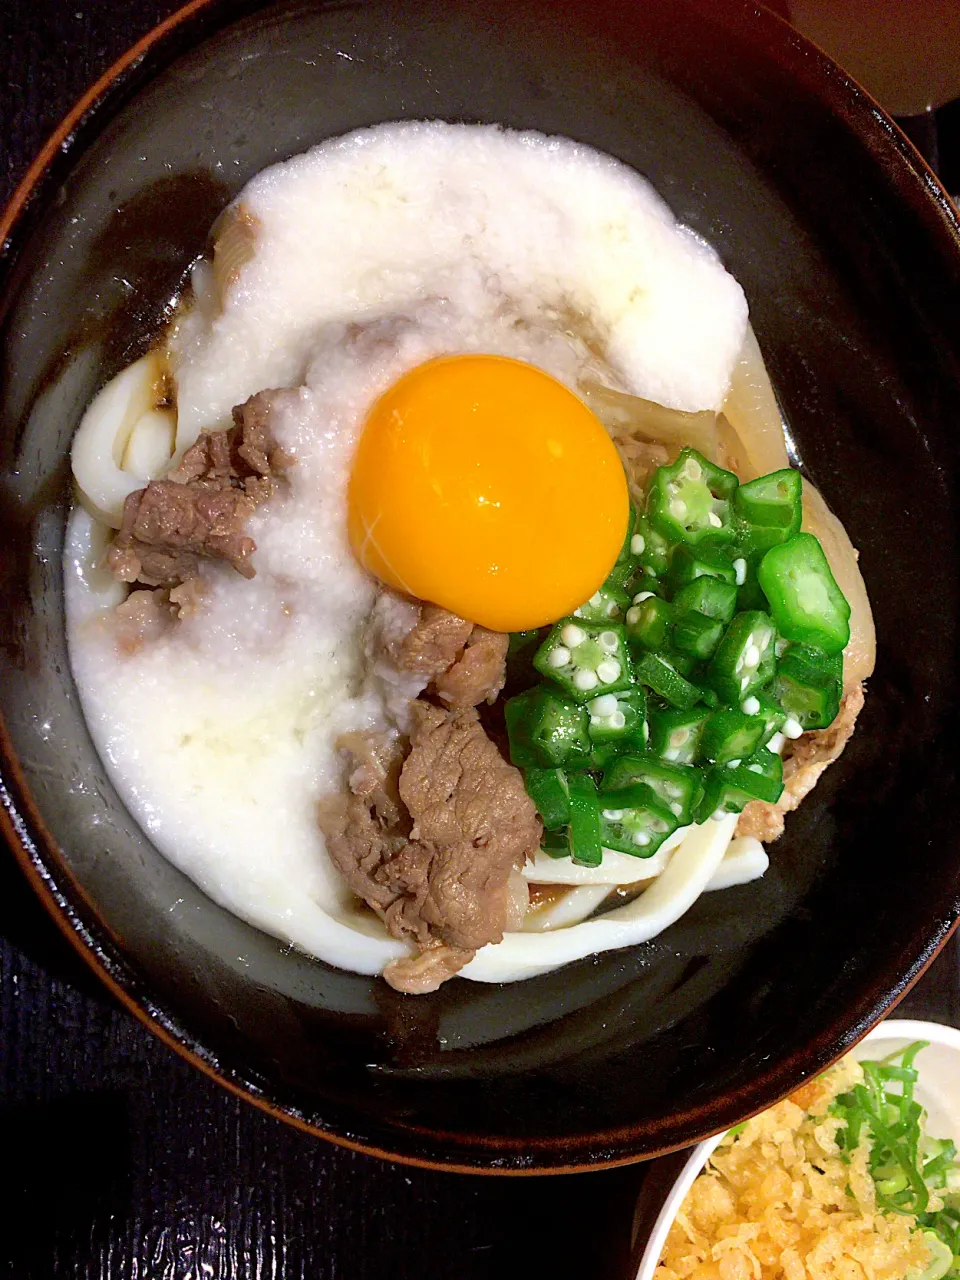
66;122;751;983
172;122;747;447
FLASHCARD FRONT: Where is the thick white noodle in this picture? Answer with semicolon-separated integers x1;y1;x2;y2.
460;815;736;983
522;885;614;933
523;825;689;885
121;407;176;481
521;828;768;933
704;836;768;892
70;352;171;527
65;506;128;613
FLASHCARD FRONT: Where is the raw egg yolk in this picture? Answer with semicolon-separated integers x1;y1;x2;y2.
348;354;629;632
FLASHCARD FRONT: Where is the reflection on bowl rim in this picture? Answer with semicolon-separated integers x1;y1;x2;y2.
633;1018;960;1280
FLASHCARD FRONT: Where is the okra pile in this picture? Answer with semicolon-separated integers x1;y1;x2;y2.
504;448;851;867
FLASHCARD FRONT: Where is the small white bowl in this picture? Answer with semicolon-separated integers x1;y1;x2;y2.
632;1019;960;1280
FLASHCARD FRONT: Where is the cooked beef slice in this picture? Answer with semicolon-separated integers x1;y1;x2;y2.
168;575;206;617
737;682;865;842
169;390;295;487
432;626;509;709
380;601;508;708
386;605;474;680
319;703;541;994
107;390;294;591
231;391;296;480
112;589;178;654
335;730;406;828
110;577;208;655
108;482;257;586
395;702;540;947
383;943;477;996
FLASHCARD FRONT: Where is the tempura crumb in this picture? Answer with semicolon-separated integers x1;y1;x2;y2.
654;1056;932;1280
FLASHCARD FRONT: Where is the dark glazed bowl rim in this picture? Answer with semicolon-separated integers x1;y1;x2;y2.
1;0;959;1174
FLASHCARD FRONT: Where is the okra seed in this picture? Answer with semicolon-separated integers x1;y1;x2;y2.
744;644;760;669
670;802;683;816
733;557;747;585
633;831;651;847
605;602;620;618
707;511;723;528
685;459;702;481
747;764;763;774
590;694;618;717
726;758;742;769
560;624;585;648
596;659;621;684
669;499;687;520
669;729;689;747
610;711;626;730
625;606;640;625
783;716;804;739
573;669;599;692
599;630;619;652
644;566;656;576
633;591;654;604
740;675;751;692
589;592;603;607
602;810;625;822
767;731;786;754
711;808;728;821
664;783;681;797
631;534;645;555
741;695;760;715
548;646;571;668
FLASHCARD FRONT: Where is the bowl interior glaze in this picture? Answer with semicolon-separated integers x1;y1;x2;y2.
1;0;959;1172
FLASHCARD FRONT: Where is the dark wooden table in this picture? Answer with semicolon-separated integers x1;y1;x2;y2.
1;3;958;1277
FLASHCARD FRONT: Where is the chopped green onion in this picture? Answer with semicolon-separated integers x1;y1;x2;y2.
829;1042;960;1278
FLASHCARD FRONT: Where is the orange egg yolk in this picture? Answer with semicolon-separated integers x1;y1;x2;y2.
347;354;629;632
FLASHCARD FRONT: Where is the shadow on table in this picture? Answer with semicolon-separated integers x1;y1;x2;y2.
0;1091;133;1275
0;839;107;1002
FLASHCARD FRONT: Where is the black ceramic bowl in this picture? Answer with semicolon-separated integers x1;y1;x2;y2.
2;0;959;1174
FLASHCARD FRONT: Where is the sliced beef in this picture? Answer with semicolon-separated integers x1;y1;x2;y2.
319;703;541;994
231;391;295;481
168;575;206;617
335;730;405;828
110;576;207;654
737;682;865;842
386;605;474;681
107;390;295;591
168;390;295;490
383;943;476;996
112;588;178;654
394;702;540;949
108;481;257;587
433;626;509;709
379;600;508;708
